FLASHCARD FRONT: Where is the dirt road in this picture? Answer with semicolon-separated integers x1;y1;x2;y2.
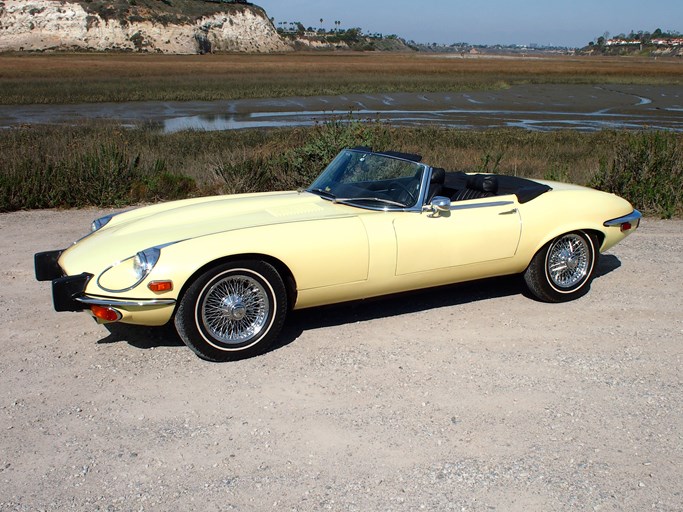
1;209;681;511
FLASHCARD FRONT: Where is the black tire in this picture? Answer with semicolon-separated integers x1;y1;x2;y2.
174;260;287;362
524;231;598;303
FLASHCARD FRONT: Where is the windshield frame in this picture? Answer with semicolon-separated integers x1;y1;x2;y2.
306;149;431;212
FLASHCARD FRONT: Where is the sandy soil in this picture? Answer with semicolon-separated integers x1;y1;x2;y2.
0;209;681;511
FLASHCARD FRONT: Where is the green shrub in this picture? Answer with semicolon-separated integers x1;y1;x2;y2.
0;143;196;211
214;156;272;194
591;132;682;218
214;117;392;191
2;122;681;217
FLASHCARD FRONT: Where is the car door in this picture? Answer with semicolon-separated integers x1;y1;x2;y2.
392;197;521;276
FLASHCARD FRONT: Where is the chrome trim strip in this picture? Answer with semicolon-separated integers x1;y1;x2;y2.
329;202;423;213
603;209;642;227
75;296;176;308
415;164;432;209
449;200;515;211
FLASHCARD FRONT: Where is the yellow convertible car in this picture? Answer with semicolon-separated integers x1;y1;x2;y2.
35;148;641;361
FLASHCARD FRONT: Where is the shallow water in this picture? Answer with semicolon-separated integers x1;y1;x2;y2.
1;84;682;132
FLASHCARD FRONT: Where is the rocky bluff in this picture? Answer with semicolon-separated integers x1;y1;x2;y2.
0;0;290;53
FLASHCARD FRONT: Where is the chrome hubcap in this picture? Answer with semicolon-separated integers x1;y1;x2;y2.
201;274;269;344
220;296;247;321
547;234;590;289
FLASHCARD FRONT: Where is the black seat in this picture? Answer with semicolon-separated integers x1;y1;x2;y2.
426;167;446;203
452;174;499;201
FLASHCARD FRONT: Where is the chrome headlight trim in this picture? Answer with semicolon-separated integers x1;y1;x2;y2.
97;246;163;293
133;247;160;282
91;212;125;233
73;211;129;245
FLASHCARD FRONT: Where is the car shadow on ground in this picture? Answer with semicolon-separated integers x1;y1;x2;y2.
595;253;622;277
96;254;621;355
98;322;185;349
275;253;621;352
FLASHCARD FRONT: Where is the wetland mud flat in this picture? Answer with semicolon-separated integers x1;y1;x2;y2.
1;84;682;132
1;209;681;510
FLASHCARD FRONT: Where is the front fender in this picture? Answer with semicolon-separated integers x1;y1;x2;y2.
142;216;370;303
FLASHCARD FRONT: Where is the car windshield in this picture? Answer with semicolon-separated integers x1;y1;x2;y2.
307;149;425;209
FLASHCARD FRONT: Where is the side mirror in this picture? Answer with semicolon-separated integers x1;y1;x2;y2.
426;196;451;216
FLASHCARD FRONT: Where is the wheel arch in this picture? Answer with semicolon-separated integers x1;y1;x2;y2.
522;223;606;270
584;228;605;250
174;253;298;315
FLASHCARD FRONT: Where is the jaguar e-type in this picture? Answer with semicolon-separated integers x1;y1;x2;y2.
35;148;641;361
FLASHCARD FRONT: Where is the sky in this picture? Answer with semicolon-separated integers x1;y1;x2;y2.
255;0;683;48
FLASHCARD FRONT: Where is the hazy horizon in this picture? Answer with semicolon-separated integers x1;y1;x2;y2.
255;0;682;48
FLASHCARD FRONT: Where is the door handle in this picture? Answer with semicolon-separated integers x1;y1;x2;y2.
499;208;518;215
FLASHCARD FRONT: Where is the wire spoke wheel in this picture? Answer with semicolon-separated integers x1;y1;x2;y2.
201;275;269;345
524;230;597;303
174;261;288;361
546;233;591;289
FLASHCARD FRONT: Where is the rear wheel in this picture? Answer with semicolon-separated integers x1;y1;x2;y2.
174;260;287;361
524;231;598;303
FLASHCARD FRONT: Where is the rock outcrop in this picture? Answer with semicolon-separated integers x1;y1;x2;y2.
0;0;291;53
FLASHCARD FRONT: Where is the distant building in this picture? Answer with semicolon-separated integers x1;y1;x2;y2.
606;37;683;47
651;38;683;47
605;39;639;46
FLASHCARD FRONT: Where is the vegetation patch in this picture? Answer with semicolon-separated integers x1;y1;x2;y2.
0;128;197;211
74;0;253;25
1;53;681;105
1;122;680;217
591;132;682;218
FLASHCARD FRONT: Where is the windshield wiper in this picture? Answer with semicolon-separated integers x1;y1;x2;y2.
334;197;407;208
308;188;337;200
309;188;408;208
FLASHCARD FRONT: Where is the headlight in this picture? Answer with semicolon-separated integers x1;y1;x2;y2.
97;247;161;293
91;213;120;232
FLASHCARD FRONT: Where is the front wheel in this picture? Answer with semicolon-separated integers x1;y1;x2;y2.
524;231;598;303
174;260;288;361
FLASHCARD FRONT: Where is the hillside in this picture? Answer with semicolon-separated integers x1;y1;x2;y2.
0;0;291;53
581;29;683;57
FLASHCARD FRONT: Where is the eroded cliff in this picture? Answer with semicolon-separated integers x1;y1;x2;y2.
0;0;291;53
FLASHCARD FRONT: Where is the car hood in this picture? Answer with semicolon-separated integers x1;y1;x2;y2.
62;191;352;269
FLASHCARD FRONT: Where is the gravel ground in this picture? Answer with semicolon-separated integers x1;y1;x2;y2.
0;209;681;511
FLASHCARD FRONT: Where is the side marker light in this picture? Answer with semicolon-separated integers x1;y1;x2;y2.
148;280;173;292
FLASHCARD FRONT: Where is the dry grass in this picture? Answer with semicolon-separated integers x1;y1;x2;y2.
1;52;681;104
2;121;681;216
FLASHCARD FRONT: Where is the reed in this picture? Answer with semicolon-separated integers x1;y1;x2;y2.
1;53;681;104
1;121;680;216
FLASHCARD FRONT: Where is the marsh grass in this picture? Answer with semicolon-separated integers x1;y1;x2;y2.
0;128;196;210
591;132;682;218
1;53;681;104
1;121;681;216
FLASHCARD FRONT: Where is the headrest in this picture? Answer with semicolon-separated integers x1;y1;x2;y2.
467;174;498;194
430;167;446;184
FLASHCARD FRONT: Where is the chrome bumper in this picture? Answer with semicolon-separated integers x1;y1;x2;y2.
75;296;176;308
604;209;642;228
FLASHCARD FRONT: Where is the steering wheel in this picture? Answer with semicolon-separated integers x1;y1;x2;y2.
387;181;418;206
